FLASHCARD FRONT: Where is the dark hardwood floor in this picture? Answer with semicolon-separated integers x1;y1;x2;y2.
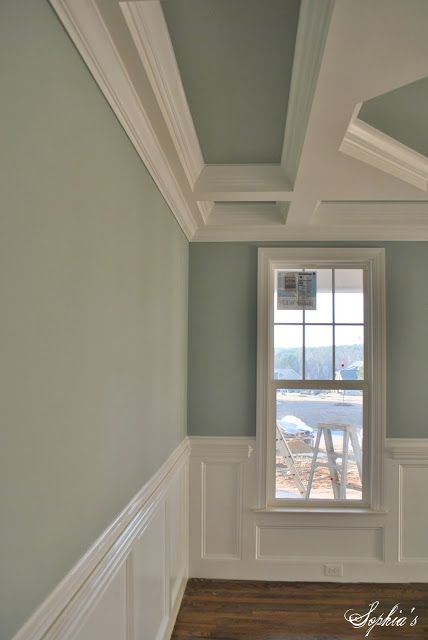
171;579;428;639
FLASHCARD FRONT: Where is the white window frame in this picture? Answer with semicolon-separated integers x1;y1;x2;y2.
256;248;386;511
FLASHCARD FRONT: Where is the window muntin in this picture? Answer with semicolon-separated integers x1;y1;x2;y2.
273;267;365;384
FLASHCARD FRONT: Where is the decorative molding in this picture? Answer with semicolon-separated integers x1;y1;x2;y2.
49;0;198;240
189;435;428;581
201;460;244;560
340;110;428;192
281;0;334;185
206;203;288;227
12;438;190;640
255;525;384;563
386;438;428;460
398;463;428;564
189;436;254;460
194;165;292;202
313;200;428;226
120;0;204;189
197;200;214;223
192;223;428;242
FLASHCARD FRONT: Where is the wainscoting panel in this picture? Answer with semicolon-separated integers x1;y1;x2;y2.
73;564;127;640
202;460;243;559
132;505;168;640
256;526;384;563
13;439;190;640
399;464;428;563
189;437;428;582
167;463;187;607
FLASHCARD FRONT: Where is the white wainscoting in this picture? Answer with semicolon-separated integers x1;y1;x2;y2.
189;437;428;582
13;438;190;640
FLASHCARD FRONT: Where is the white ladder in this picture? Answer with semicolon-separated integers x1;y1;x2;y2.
305;422;362;500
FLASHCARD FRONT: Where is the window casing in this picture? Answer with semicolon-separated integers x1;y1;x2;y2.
256;248;386;510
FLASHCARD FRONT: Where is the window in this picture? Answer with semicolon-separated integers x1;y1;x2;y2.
256;249;385;509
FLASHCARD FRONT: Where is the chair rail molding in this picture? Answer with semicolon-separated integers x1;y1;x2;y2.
386;438;428;460
12;438;190;640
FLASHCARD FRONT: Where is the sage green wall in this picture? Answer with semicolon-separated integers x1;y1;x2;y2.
188;242;428;439
0;2;188;639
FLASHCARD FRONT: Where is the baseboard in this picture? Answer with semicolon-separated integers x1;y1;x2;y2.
13;438;190;640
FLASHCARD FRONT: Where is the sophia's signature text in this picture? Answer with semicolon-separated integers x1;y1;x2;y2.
344;601;418;636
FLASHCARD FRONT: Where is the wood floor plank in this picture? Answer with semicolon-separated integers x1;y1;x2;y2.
171;579;428;640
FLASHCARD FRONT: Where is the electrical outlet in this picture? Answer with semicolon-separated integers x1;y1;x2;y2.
324;563;343;577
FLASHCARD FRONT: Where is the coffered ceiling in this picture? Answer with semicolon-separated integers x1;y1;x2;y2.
162;0;300;164
50;0;428;241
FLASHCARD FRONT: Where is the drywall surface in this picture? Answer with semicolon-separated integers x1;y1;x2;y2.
188;242;428;439
0;2;188;637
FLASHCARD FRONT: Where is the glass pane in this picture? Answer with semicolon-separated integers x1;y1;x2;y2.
305;325;333;380
305;269;333;324
274;270;303;324
335;269;364;323
275;389;363;501
274;325;302;379
335;325;364;378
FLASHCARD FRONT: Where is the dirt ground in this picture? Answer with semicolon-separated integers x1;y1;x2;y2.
276;455;362;499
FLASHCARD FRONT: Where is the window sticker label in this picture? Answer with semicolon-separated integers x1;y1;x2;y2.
277;271;317;310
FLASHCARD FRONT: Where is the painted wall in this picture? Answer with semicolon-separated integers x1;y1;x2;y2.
0;2;188;638
188;242;428;439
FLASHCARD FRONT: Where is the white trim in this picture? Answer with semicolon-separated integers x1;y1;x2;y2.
197;200;214;224
189;435;428;581
189;436;254;460
49;0;198;240
255;525;384;563
340;108;428;192
194;165;292;202
313;200;428;226
256;248;386;510
206;203;288;227
192;224;428;242
386;438;428;460
200;460;244;560
281;0;334;184
119;0;204;189
398;462;428;564
12;438;190;640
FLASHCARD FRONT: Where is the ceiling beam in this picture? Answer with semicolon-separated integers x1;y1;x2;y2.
194;165;292;202
340;108;428;192
280;0;334;187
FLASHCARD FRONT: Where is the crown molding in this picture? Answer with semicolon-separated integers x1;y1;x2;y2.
49;0;428;242
340;111;428;192
193;222;428;242
49;0;198;240
120;0;204;189
197;200;214;223
281;0;334;186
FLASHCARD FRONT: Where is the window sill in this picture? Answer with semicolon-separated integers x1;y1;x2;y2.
253;506;388;515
